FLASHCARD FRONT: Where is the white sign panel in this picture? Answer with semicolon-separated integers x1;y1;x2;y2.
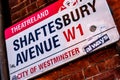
5;0;119;80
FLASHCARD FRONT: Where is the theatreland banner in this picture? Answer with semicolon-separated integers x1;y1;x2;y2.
5;0;119;80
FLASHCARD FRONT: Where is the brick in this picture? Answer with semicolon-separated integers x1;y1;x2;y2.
116;41;120;53
105;56;120;70
24;0;30;6
27;2;37;13
84;65;99;78
50;69;67;79
34;71;60;80
11;12;21;21
29;0;37;3
97;61;106;72
9;0;18;7
109;3;120;11
11;1;30;13
60;64;76;76
101;75;115;80
107;0;120;4
113;8;120;20
37;0;46;8
60;71;84;80
75;58;89;69
71;72;84;80
115;18;120;32
44;72;61;80
107;0;120;33
93;68;120;80
88;44;117;64
114;67;120;79
88;51;106;64
94;74;115;80
35;76;53;80
20;8;28;19
21;8;27;15
11;2;25;13
18;0;24;3
49;59;88;78
86;78;93;80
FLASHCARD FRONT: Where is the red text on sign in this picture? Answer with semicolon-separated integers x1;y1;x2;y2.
63;24;84;42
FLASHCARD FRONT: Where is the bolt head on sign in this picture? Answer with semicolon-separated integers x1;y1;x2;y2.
4;0;119;80
90;25;97;32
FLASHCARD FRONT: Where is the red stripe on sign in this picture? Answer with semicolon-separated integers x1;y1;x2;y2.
5;0;63;39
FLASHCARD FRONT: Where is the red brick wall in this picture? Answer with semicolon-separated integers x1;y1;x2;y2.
8;0;120;80
9;0;56;23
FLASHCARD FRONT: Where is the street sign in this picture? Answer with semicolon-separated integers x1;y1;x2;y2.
5;0;119;79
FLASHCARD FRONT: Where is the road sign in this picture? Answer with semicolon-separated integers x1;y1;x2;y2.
5;0;119;79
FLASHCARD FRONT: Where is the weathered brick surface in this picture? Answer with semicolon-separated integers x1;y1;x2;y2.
11;1;26;13
37;0;46;8
27;2;37;13
9;0;47;23
29;0;37;3
88;45;117;65
93;67;120;80
9;0;18;7
107;0;120;32
97;61;106;73
105;55;120;70
11;11;21;22
59;71;84;80
8;0;120;80
84;65;99;78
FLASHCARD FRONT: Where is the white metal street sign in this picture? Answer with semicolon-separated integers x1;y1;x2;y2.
5;0;119;80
